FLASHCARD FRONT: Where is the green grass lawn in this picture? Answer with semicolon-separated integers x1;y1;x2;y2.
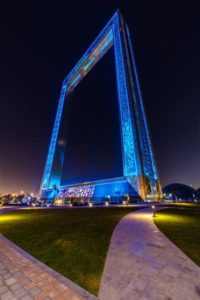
154;208;200;266
166;202;200;208
0;207;138;295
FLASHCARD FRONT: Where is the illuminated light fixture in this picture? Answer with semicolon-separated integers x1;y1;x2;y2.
123;200;126;205
89;202;93;207
105;201;109;206
57;199;62;206
151;205;156;217
83;57;95;71
70;73;81;86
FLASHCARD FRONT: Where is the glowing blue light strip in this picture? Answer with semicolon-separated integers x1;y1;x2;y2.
70;73;81;86
99;42;110;52
41;83;67;189
44;176;126;190
126;25;158;181
60;179;127;189
99;34;113;52
83;57;95;71
64;20;115;84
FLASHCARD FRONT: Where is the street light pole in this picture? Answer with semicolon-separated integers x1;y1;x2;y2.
152;205;156;217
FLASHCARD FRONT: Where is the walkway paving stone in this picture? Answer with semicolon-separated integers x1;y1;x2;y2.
99;208;200;300
0;234;97;300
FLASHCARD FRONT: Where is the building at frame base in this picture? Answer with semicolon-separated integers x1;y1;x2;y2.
40;10;162;204
42;177;143;205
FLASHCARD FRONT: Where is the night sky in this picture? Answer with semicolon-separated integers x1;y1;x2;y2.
61;48;123;185
0;1;199;193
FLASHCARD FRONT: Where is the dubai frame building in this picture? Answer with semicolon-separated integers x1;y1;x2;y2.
40;10;162;203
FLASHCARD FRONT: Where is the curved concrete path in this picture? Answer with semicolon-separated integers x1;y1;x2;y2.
99;208;200;300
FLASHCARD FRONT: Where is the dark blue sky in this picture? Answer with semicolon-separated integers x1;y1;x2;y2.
61;48;123;185
0;0;199;193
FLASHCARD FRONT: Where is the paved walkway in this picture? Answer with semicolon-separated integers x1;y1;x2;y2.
99;208;200;300
0;236;96;300
0;207;94;300
0;207;19;215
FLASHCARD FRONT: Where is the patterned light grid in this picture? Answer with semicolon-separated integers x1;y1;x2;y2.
112;13;139;189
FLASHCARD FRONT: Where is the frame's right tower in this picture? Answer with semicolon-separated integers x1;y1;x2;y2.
120;12;162;200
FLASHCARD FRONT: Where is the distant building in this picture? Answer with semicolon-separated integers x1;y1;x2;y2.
163;183;199;202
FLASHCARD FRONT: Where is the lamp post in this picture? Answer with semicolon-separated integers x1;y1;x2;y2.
152;205;156;218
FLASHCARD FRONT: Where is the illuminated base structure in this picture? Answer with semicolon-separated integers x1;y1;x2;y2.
40;10;162;204
42;177;141;205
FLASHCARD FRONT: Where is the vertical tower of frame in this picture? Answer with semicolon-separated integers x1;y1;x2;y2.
40;10;162;201
117;12;162;198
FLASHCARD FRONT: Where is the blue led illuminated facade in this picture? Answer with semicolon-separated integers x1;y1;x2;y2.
40;10;162;202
